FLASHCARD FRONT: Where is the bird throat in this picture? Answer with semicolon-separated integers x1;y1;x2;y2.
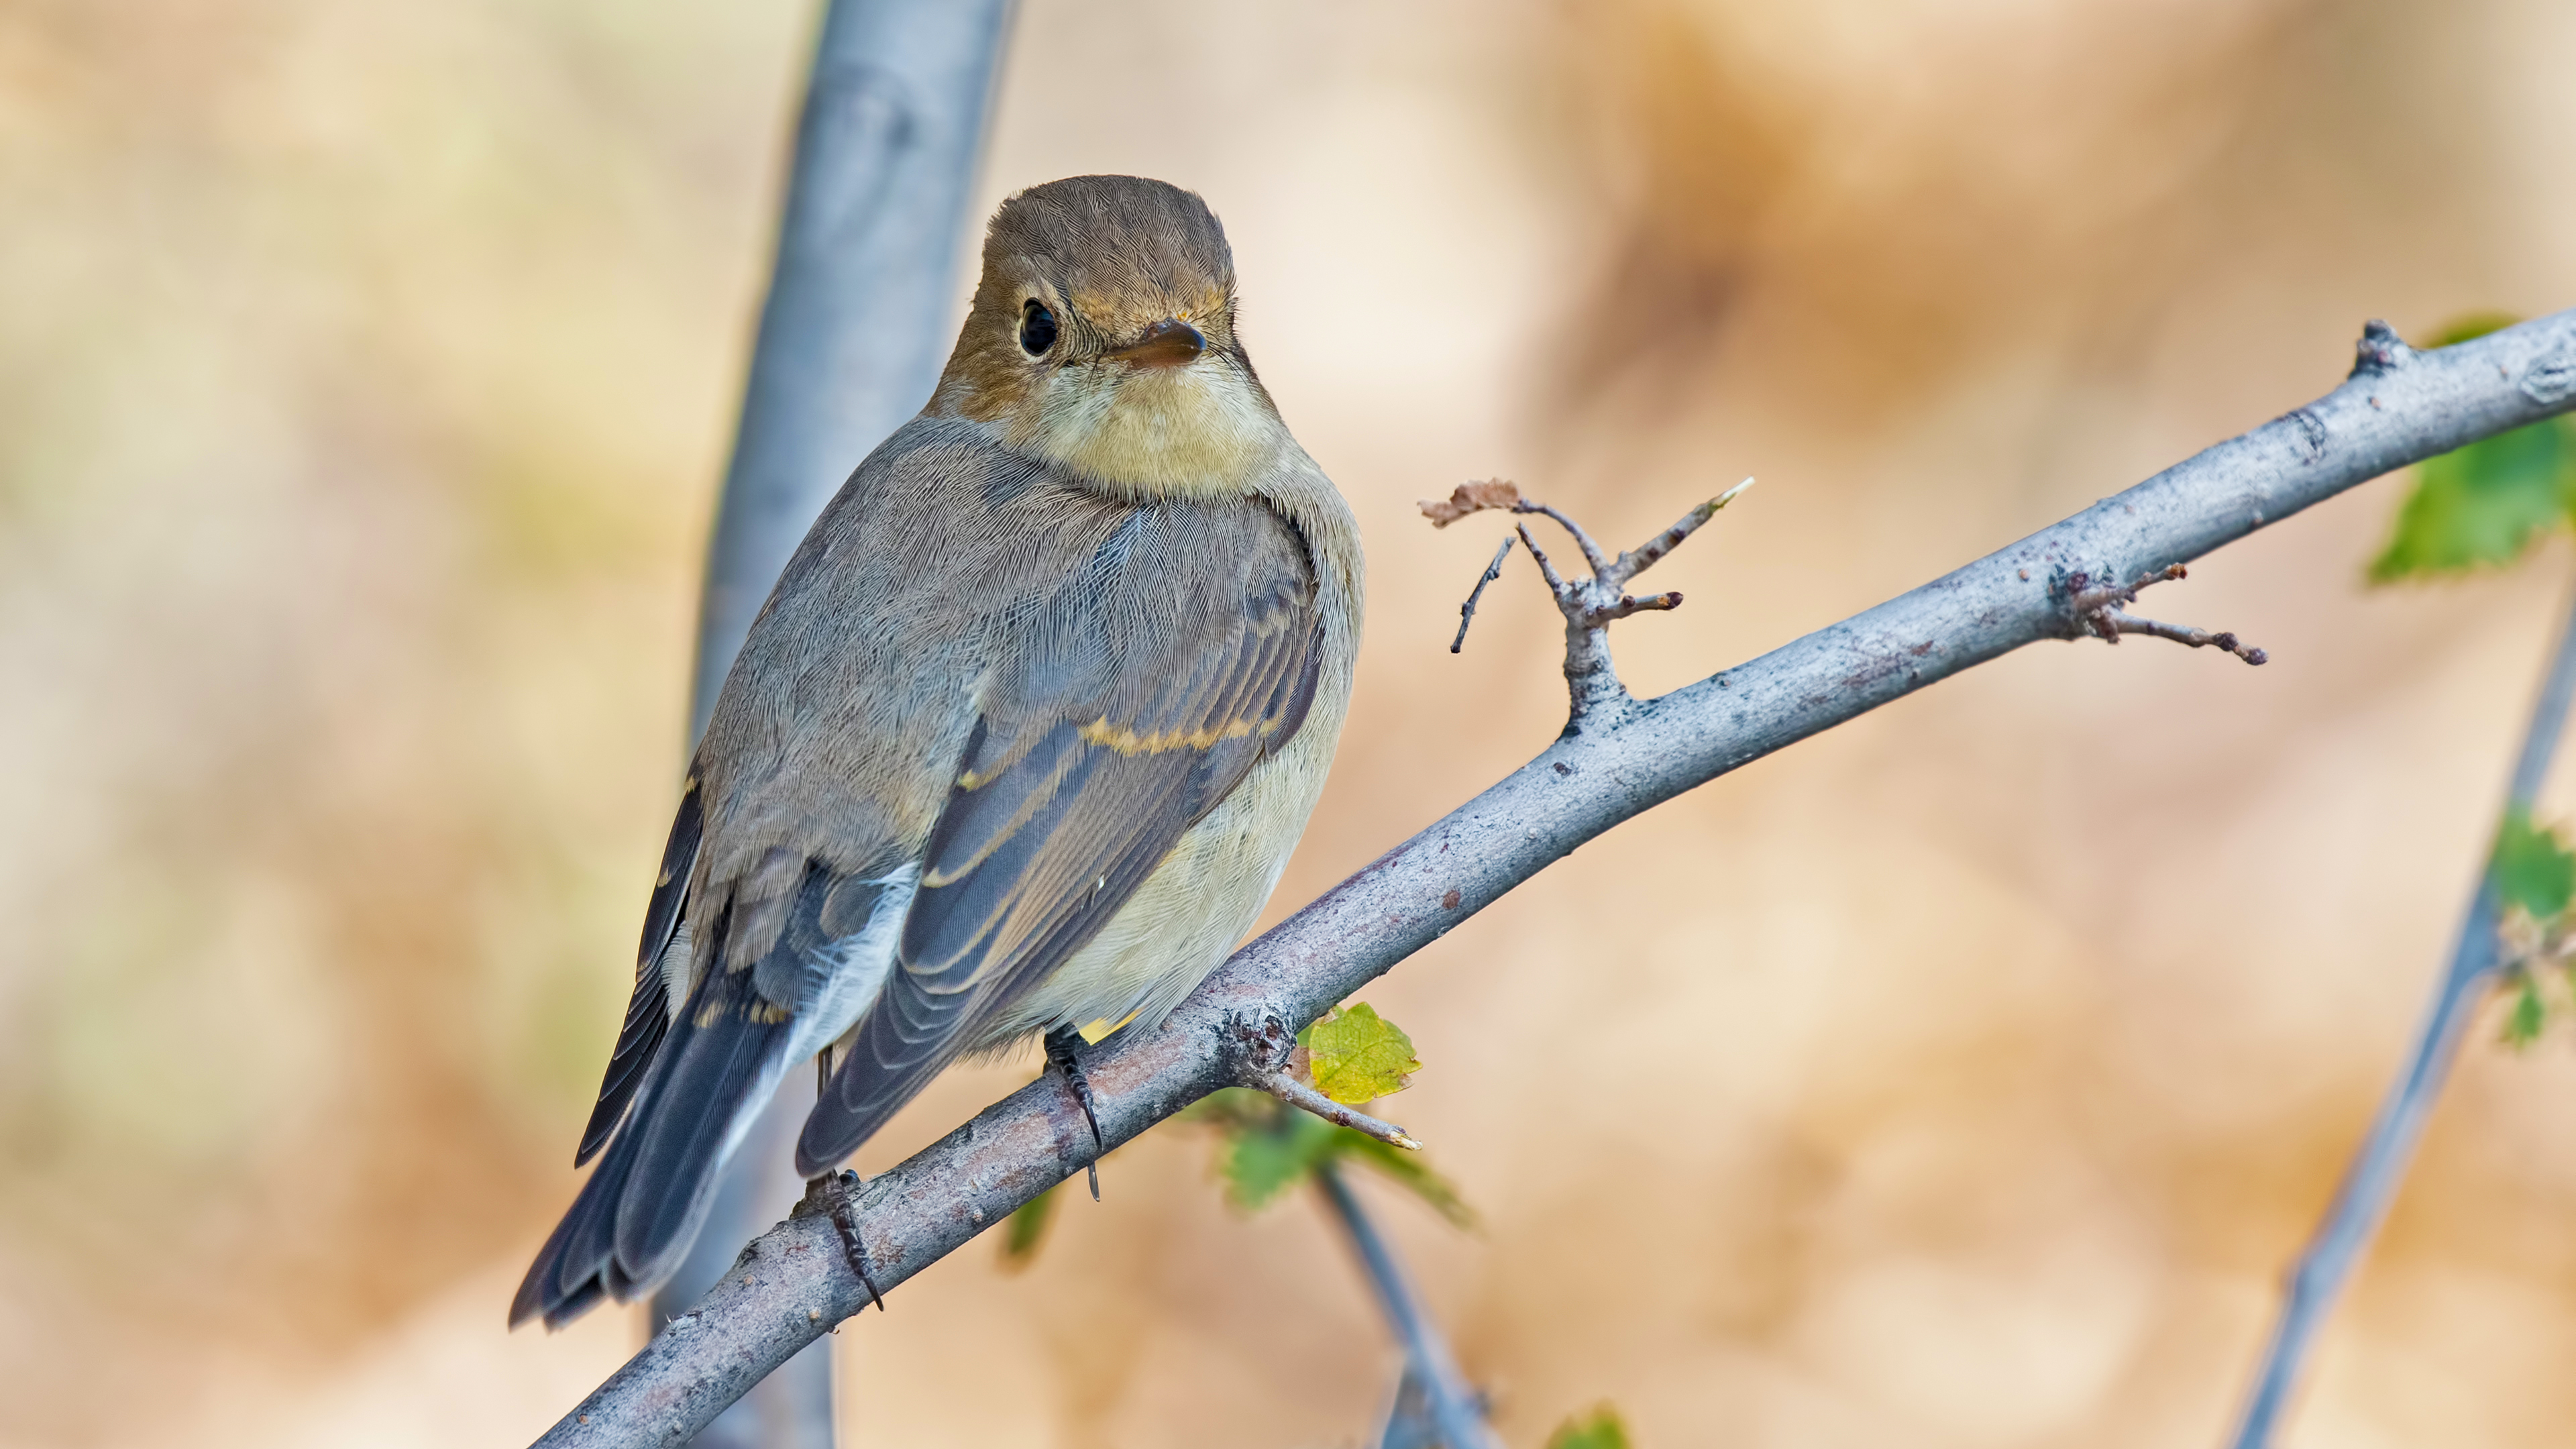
1010;360;1284;498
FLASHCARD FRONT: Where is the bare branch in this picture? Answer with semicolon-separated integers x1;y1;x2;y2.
1599;590;1685;623
2095;610;2269;665
2226;580;2576;1447
535;311;2576;1448
1244;1071;1423;1150
1517;500;1616;577
1491;480;1749;722
1449;535;1515;653
1315;1164;1501;1449
1513;521;1572;597
1612;476;1754;587
2067;561;2269;665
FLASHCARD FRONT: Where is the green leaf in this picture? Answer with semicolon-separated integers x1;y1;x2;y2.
1219;1099;1342;1212
1546;1405;1633;1449
2367;422;2573;582
1340;1131;1477;1228
2369;312;2575;583
998;1183;1058;1271
2424;313;2521;349
1189;1086;1477;1226
1299;1002;1421;1105
2502;973;2548;1050
2492;807;2576;920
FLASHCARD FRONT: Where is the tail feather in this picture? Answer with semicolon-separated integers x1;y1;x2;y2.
511;957;790;1330
613;984;790;1278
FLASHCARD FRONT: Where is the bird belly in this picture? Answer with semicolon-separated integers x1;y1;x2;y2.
979;729;1333;1047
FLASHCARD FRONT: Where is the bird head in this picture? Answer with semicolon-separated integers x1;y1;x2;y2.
933;176;1285;498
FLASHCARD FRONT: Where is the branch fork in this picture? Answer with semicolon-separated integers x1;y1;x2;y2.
1423;476;1754;722
2069;563;2268;665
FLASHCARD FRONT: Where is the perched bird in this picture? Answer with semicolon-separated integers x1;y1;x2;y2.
513;175;1363;1328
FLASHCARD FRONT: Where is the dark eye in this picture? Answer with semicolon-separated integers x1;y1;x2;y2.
1018;299;1058;356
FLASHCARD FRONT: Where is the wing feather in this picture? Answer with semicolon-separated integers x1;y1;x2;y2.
794;500;1325;1175
574;780;702;1166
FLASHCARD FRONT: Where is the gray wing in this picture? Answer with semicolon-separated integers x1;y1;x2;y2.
793;500;1324;1175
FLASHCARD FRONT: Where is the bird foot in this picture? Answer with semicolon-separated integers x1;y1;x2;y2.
805;1172;885;1313
1043;1026;1105;1201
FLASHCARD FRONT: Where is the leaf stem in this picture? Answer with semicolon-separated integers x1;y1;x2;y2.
2228;577;2576;1448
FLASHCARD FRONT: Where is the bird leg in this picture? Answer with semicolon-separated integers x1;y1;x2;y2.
802;1171;885;1313
1043;1026;1104;1201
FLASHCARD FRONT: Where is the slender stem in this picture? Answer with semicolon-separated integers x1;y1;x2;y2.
1450;535;1516;654
2229;578;2576;1448
1313;1163;1500;1449
1378;1366;1438;1449
1247;1071;1421;1148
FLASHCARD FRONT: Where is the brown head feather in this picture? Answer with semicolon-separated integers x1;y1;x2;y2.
931;176;1282;496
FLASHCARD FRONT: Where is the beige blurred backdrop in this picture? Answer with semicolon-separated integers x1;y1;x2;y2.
6;0;2576;1444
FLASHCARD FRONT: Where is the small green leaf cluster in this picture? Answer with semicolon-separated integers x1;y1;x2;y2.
1546;1404;1634;1449
1186;1087;1473;1226
2492;808;2576;1049
2369;316;2576;584
1193;1000;1468;1223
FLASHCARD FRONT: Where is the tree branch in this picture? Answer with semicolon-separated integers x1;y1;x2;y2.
2225;579;2576;1448
533;312;2576;1446
1313;1163;1499;1449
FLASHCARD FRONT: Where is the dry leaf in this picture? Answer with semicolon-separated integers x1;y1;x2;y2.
1419;478;1525;527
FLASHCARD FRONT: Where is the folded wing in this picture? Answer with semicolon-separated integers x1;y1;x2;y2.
794;500;1323;1175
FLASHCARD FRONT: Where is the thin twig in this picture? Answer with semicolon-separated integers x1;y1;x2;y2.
1515;500;1615;576
2227;580;2576;1447
1244;1070;1422;1149
2095;610;2269;665
1514;521;1572;597
533;311;2576;1446
1599;590;1685;624
1315;1163;1502;1449
1614;476;1753;586
2069;562;2267;664
1450;536;1515;653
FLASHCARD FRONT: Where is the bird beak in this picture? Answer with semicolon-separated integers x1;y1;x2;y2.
1103;318;1204;369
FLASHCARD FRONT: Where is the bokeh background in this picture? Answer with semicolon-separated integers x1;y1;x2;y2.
6;0;2576;1444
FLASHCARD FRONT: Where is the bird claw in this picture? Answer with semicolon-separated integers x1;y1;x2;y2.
1043;1026;1104;1201
807;1172;885;1313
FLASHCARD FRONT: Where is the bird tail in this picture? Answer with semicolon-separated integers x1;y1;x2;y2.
511;953;792;1330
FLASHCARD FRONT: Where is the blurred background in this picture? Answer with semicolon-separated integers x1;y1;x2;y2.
5;0;2575;1444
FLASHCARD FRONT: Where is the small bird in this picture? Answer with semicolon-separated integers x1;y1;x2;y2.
513;175;1363;1328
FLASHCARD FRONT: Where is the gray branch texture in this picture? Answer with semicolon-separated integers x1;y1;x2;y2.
537;312;2576;1445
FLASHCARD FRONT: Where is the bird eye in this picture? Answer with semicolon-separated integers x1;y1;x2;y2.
1018;299;1058;356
